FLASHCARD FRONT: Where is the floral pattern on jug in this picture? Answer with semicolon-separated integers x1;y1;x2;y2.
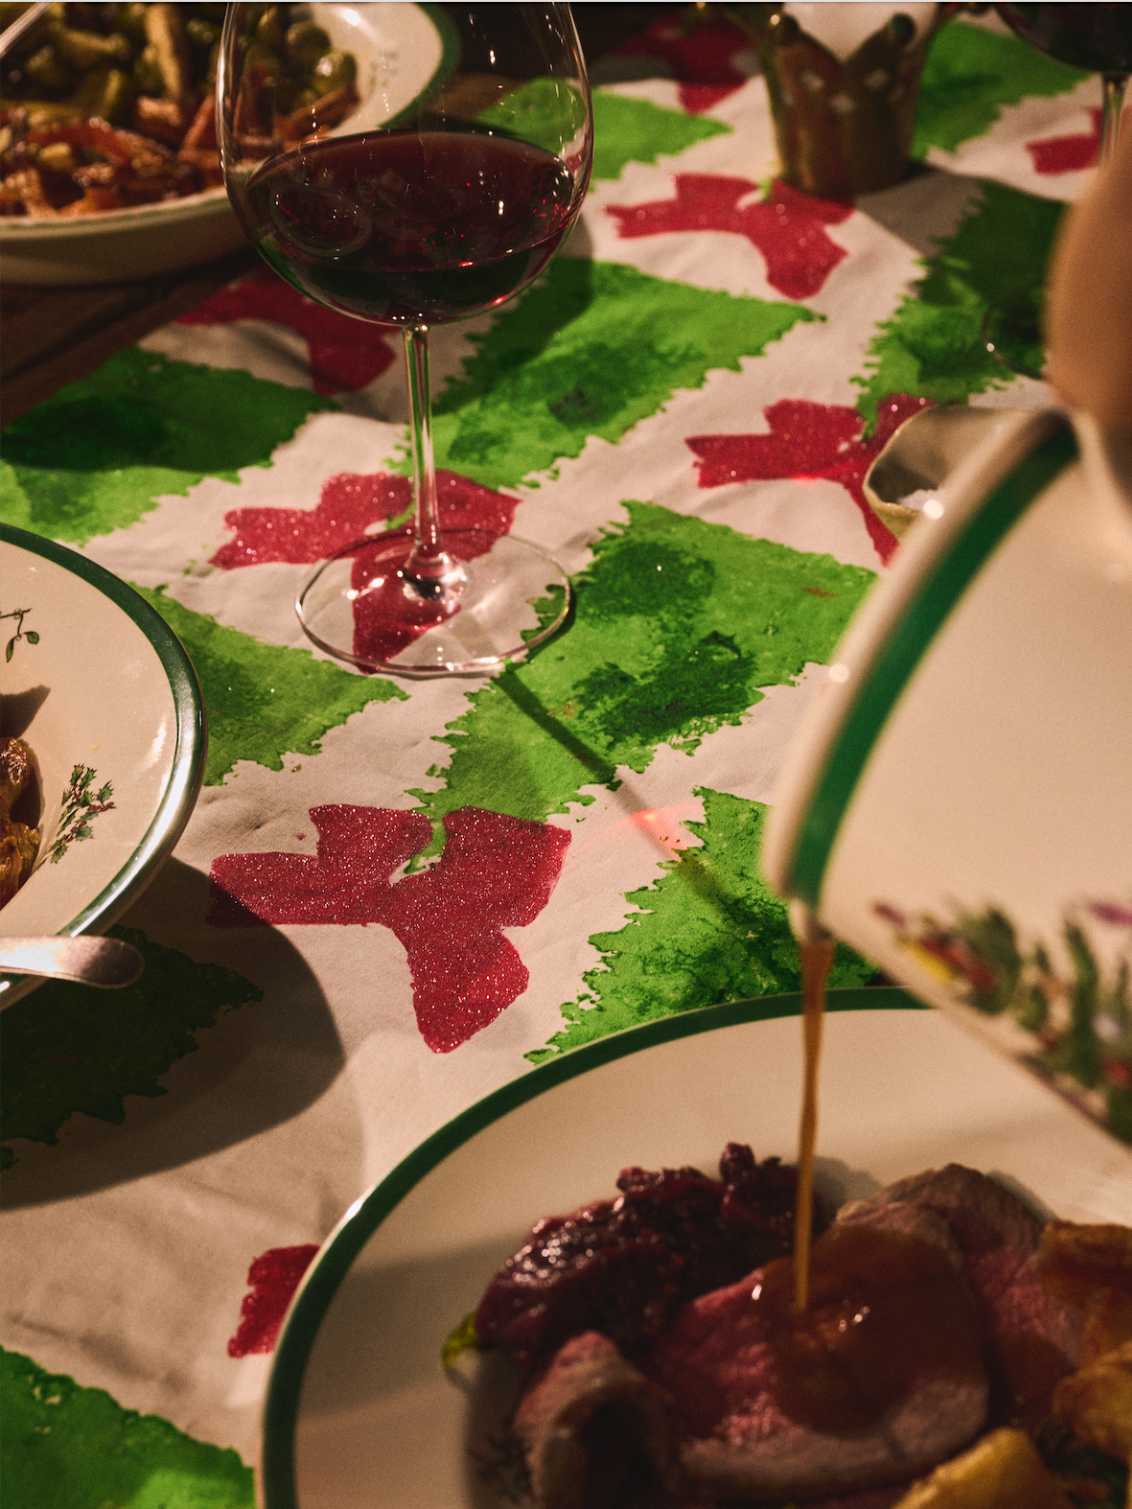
877;897;1132;1142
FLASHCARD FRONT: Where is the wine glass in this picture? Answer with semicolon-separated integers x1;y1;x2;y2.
997;4;1132;160
981;6;1131;374
218;3;593;675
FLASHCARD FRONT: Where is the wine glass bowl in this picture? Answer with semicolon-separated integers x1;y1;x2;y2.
995;3;1132;73
251;130;579;325
996;4;1132;160
218;3;593;674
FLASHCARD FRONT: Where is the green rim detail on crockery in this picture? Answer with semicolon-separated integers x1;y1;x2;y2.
260;986;922;1509
391;3;461;128
789;420;1077;909
0;524;205;949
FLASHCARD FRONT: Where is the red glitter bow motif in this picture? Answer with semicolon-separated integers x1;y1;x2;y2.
607;175;852;300
210;805;571;1052
228;1244;319;1357
614;13;754;114
1025;108;1102;175
687;394;930;563
179;268;397;394
211;468;522;664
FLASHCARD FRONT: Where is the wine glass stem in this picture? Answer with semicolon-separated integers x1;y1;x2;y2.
402;325;464;596
1100;73;1128;162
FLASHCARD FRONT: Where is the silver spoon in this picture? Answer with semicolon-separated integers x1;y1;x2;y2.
0;2;51;55
0;935;143;990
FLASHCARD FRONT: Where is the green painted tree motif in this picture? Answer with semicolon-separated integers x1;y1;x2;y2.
0;926;262;1168
0;348;333;544
855;181;1064;427
591;89;732;180
424;259;818;489
411;500;874;841
477;79;731;181
914;20;1085;158
133;586;406;785
530;788;873;1060
0;1346;254;1509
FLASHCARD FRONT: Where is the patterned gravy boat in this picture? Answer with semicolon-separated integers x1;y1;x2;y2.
763;405;1132;1149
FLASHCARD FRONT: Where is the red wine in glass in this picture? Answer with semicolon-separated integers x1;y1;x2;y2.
220;3;593;675
997;4;1132;158
245;130;579;326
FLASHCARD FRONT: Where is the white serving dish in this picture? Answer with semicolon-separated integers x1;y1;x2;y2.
0;3;443;284
0;525;205;1005
260;994;1130;1508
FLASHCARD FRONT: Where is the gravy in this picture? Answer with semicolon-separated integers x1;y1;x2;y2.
793;925;835;1311
751;1220;981;1429
753;918;987;1434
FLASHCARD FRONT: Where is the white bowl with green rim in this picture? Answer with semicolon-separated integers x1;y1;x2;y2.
0;2;452;285
0;524;205;1006
763;406;1132;1148
258;991;1129;1508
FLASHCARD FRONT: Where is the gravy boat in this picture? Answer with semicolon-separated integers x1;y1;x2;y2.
764;404;1132;1149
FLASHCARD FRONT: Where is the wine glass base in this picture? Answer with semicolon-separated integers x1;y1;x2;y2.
295;528;571;676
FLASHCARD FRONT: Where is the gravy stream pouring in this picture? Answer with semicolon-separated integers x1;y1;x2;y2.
792;905;835;1313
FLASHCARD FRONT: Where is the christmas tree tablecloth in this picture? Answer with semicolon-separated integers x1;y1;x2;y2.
0;10;1105;1504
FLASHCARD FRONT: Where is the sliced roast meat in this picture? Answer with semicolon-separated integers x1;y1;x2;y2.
514;1330;682;1509
499;1162;1084;1508
837;1164;1083;1424
647;1199;989;1502
475;1144;818;1373
805;1489;906;1509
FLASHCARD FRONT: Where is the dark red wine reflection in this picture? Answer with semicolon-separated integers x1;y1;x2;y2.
997;4;1132;74
348;526;503;664
244;129;578;327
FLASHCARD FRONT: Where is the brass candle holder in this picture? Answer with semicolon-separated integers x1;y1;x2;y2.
737;3;945;198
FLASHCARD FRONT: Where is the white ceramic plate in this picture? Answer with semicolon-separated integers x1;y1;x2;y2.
0;3;449;284
0;525;205;1003
261;993;1132;1509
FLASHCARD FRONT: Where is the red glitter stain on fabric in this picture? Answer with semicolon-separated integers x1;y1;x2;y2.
178;268;396;393
1026;109;1101;174
212;468;523;661
212;470;411;568
348;474;522;664
615;13;753;113
227;1243;319;1357
607;175;851;299
687;394;929;563
209;806;571;1051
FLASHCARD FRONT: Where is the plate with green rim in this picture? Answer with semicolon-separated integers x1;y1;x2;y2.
0;525;205;1004
0;2;456;285
261;990;1130;1508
